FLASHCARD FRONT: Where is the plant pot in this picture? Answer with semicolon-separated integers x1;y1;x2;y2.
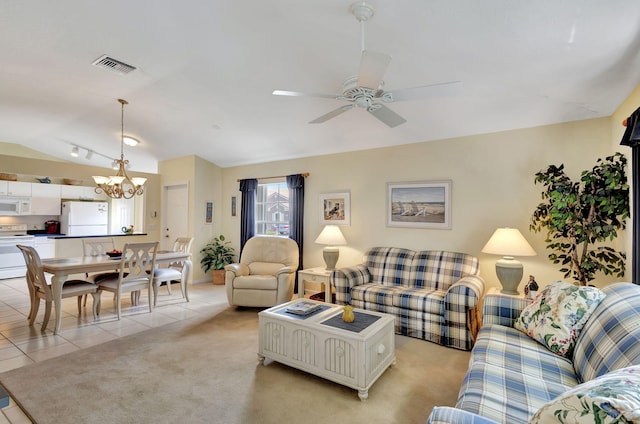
212;269;226;285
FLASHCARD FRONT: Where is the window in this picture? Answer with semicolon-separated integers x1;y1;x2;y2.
109;194;144;234
255;181;290;236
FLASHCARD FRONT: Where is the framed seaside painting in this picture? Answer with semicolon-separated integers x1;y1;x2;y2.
386;180;452;229
319;192;350;226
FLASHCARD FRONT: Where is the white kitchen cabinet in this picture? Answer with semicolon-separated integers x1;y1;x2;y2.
0;181;6;195
4;181;31;197
34;237;56;259
61;185;105;201
31;184;61;215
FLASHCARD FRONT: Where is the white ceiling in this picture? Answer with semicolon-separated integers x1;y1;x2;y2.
1;1;640;173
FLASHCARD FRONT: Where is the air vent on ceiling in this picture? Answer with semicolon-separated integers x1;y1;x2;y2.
91;55;136;75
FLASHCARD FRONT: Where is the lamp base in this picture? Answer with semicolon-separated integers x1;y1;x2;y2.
495;257;523;295
323;247;340;271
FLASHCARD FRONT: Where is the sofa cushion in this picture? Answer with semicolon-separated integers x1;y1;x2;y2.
573;283;640;383
232;275;277;289
473;325;579;387
393;287;445;314
364;247;414;286
350;284;404;307
410;251;479;290
514;281;605;358
529;364;640;424
457;362;573;424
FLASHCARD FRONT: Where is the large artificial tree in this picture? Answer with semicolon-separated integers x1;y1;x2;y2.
530;152;629;285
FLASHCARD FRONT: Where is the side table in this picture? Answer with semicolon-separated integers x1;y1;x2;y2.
482;286;533;327
298;267;333;303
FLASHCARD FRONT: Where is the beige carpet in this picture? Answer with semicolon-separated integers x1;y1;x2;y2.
0;304;470;424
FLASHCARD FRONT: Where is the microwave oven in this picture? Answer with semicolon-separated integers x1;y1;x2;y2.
0;198;31;216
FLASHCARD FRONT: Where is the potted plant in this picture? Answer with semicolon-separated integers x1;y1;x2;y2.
200;235;236;285
530;152;629;285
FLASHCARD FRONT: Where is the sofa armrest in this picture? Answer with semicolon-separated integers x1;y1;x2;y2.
481;291;531;327
331;264;371;305
444;275;485;312
427;407;500;424
443;275;485;343
274;266;295;277
224;263;249;277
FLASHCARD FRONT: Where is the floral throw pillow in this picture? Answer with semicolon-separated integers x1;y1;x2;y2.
529;365;640;424
514;281;605;357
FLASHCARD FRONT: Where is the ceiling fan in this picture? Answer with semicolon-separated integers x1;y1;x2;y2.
272;1;463;128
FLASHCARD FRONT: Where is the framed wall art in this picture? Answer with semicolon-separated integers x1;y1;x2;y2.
319;191;351;226
231;196;237;217
386;180;452;229
205;201;214;224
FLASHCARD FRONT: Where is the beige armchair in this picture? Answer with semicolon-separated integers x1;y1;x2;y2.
224;236;299;307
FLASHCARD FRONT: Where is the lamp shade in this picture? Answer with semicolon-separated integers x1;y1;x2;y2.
314;225;347;246
481;228;536;257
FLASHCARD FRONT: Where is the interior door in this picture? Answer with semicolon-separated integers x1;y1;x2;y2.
162;184;189;250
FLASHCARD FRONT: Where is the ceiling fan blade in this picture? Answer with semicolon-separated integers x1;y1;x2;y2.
272;90;339;99
368;104;407;128
309;105;353;124
383;81;463;102
357;51;392;89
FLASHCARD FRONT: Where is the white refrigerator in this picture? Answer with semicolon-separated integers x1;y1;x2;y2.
60;201;109;236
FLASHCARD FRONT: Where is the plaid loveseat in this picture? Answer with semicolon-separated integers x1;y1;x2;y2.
331;247;485;350
427;282;640;424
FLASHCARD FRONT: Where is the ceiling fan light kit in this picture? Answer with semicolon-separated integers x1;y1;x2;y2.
272;1;462;128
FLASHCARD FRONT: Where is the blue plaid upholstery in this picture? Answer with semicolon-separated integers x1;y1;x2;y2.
427;407;499;424
331;247;484;350
481;292;531;327
427;282;640;424
572;282;640;382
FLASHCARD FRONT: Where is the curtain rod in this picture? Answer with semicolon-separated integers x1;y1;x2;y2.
237;172;309;182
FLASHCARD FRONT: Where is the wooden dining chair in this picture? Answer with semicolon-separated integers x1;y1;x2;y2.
17;245;101;332
152;237;193;306
80;237;119;305
97;242;158;320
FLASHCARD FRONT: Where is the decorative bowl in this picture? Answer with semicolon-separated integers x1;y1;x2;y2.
63;178;83;186
0;173;17;181
106;251;122;258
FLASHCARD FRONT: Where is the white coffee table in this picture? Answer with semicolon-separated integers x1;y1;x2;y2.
258;299;396;400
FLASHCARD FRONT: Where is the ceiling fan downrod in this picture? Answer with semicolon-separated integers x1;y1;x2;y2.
351;1;375;52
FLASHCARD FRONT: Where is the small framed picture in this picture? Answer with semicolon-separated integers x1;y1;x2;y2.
231;196;237;217
386;180;452;229
319;192;350;226
205;201;213;224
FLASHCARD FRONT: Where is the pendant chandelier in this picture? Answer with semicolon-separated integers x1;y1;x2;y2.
92;99;146;199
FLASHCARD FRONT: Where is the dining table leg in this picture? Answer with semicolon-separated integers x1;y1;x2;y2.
50;272;68;335
183;260;192;302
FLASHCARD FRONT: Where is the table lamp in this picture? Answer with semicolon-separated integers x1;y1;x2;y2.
481;227;536;294
314;225;347;270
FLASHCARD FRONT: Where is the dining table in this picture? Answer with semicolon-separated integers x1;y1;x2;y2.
41;250;192;334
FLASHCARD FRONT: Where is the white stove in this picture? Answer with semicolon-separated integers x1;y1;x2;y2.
0;224;35;279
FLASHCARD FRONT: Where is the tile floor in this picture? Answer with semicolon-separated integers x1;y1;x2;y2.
0;277;227;424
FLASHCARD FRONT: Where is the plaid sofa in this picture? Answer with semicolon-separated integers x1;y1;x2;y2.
427;282;640;424
331;247;485;350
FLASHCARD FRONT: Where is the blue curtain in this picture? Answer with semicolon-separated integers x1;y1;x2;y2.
239;179;257;251
287;174;305;291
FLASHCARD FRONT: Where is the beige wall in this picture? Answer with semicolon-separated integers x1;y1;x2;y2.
221;117;622;291
158;155;223;282
2;110;634;291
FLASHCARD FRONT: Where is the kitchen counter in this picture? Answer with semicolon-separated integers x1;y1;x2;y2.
47;233;148;239
27;230;148;239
